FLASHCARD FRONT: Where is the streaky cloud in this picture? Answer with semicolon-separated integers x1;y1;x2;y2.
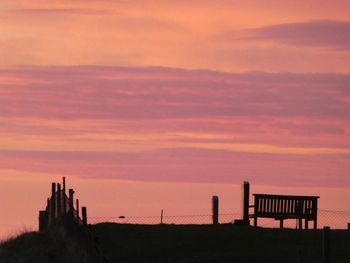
241;20;350;50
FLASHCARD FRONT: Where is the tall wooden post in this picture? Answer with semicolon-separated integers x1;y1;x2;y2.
76;199;80;219
63;177;67;214
69;189;75;214
314;198;318;229
57;183;61;217
160;210;164;225
212;196;219;225
242;181;250;225
46;198;50;211
39;210;48;232
82;207;87;226
322;226;331;263
51;182;56;223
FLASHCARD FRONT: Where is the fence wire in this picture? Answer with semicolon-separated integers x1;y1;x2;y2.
89;212;239;225
88;209;350;229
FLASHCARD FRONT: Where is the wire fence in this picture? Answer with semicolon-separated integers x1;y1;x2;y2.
88;209;350;229
89;212;239;225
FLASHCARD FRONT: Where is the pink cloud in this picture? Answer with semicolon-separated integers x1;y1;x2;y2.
242;20;350;50
1;66;350;121
0;66;349;188
0;149;349;187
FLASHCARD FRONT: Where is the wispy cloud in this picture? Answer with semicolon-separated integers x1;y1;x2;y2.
0;8;111;16
0;66;349;187
241;20;350;50
0;149;349;186
1;66;349;121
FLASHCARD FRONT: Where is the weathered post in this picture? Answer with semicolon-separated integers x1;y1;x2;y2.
212;196;219;225
314;198;318;230
348;223;350;231
51;182;56;223
62;177;67;214
242;181;250;225
160;209;164;224
322;226;331;263
82;207;87;226
39;210;48;232
57;183;61;217
69;189;75;214
76;199;80;220
46;198;50;212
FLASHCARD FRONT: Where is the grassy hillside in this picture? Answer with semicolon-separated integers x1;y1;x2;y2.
1;222;349;262
92;223;350;263
0;218;104;263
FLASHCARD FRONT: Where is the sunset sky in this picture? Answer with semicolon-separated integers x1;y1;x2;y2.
0;0;350;237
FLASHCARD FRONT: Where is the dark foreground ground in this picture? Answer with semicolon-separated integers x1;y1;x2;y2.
1;222;349;263
92;223;350;263
0;218;104;263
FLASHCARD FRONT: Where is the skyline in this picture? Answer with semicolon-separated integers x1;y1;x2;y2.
0;0;349;237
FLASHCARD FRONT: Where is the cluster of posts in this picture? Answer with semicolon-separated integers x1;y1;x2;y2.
39;177;87;231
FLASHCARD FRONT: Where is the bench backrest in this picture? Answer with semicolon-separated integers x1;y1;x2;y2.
253;194;319;219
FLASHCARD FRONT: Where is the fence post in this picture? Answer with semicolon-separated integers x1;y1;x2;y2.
57;183;61;217
39;210;48;232
82;207;87;226
51;182;56;223
322;226;331;263
348;223;350;231
76;199;80;220
69;189;75;213
314;198;318;229
46;198;50;211
212;196;219;225
242;181;250;225
160;209;164;224
62;177;66;214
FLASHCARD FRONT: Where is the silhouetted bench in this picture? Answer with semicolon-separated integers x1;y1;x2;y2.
251;194;319;229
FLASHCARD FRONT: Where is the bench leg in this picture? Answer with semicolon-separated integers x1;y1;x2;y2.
305;219;309;230
298;219;303;230
280;219;284;229
314;218;317;230
254;216;257;227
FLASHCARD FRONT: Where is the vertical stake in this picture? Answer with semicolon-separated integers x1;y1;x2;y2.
69;189;75;214
57;183;61;217
82;207;87;226
160;209;164;224
51;182;56;223
242;181;250;225
63;177;66;214
322;226;331;263
212;196;219;225
76;199;80;219
39;211;48;232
